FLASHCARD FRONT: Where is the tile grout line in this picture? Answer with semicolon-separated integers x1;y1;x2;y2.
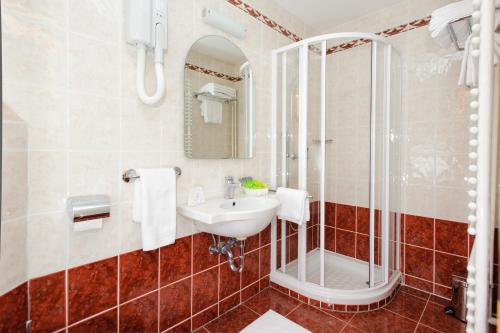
412;295;430;333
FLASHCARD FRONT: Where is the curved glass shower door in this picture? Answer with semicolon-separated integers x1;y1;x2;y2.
271;32;402;304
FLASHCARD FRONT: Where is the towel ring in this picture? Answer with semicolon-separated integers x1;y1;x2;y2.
122;167;182;183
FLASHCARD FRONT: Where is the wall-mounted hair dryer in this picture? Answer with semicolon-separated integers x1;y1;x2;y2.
126;0;167;105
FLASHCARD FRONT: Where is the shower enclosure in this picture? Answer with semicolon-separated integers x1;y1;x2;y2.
270;33;403;305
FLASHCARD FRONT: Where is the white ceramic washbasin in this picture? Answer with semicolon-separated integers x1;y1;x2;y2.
178;195;280;239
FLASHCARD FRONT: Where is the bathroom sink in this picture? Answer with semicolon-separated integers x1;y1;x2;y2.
178;196;280;239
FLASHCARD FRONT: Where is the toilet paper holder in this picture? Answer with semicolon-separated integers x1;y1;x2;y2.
66;195;111;223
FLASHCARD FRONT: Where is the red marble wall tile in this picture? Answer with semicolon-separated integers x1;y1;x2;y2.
325;202;336;227
260;225;271;246
433;284;452;300
356;207;370;235
119;292;158;333
68;257;118;324
159;278;191;331
219;293;240;315
160;235;192;286
434;252;467;286
242;250;259;287
435;219;468;256
260;245;271;277
241;281;260;302
219;261;241;299
120;249;158;302
356;233;369;262
404;275;433;293
245;233;260;253
287;233;298;263
192;266;219;314
191;305;217;331
165;319;191;333
68;308;117;333
0;283;27;333
325;226;335;252
193;233;219;273
336;204;356;231
404;215;434;249
336;229;356;257
404;245;433;281
29;271;66;332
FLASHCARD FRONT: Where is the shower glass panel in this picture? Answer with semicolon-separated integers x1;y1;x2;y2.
389;50;403;280
274;48;301;277
305;42;322;285
372;41;386;287
271;33;402;305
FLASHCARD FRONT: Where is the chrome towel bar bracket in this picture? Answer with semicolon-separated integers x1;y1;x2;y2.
122;167;182;183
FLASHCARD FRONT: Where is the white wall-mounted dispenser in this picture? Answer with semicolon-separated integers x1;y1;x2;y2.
126;0;167;105
202;8;247;39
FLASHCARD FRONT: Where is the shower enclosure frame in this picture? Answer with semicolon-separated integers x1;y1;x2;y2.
269;32;402;305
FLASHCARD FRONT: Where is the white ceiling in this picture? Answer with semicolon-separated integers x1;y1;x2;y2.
273;0;406;32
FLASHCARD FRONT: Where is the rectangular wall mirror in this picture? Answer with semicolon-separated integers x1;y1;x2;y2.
184;35;255;159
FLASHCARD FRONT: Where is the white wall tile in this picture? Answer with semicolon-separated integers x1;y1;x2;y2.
27;213;67;278
68;33;120;97
69;93;120;151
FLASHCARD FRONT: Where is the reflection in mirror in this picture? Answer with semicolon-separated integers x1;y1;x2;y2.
184;35;254;159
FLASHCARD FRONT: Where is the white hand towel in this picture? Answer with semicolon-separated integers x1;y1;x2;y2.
200;99;222;124
132;168;177;251
276;187;310;225
458;34;478;87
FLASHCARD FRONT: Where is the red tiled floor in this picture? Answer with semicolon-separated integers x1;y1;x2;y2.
243;288;300;316
349;309;417;333
286;304;347;333
415;324;441;333
341;325;367;332
384;290;427;321
204;305;259;333
419;302;466;333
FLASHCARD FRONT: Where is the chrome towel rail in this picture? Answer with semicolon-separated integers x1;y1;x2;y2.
122;167;182;183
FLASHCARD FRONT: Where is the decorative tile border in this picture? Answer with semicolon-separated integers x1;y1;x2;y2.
226;0;431;55
185;63;242;82
227;0;302;42
270;281;401;313
326;17;432;54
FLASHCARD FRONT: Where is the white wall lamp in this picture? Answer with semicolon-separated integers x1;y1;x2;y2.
202;8;247;39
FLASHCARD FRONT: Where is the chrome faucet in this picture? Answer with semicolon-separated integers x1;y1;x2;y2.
224;176;240;199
